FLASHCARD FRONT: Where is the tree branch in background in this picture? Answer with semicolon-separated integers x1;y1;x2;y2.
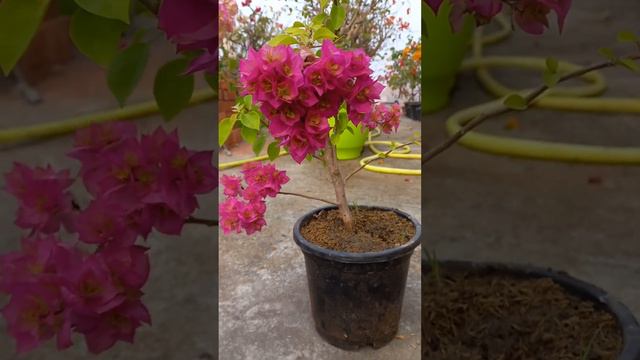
278;191;338;206
186;216;218;227
421;54;640;165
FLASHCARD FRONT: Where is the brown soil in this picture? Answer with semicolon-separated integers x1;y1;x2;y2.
422;268;623;360
300;208;415;252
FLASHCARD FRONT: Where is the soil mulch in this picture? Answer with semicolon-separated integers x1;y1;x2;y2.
300;208;415;253
422;268;623;360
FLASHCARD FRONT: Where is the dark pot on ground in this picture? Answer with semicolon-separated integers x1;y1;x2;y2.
293;205;421;350
404;102;421;120
422;258;640;359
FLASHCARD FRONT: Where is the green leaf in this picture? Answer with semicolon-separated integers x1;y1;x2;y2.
328;4;346;31
241;127;258;144
219;115;238;146
240;111;261;130
154;58;195;121
312;13;327;26
285;26;307;36
617;31;639;43
0;0;51;75
252;134;266;156
204;72;218;93
503;94;528;110
268;34;298;46
74;0;130;23
545;57;559;73
243;95;253;109
619;58;640;73
320;0;329;11
292;21;305;27
267;141;281;161
598;47;617;62
543;69;560;87
107;43;150;106
70;9;126;66
313;27;336;41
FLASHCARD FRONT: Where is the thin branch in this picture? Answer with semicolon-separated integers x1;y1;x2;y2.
186;216;218;227
344;140;417;182
422;54;640;165
278;191;338;206
138;0;160;14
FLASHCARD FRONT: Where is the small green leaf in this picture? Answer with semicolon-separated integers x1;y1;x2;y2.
241;127;258;144
312;13;327;26
503;94;528;110
617;31;639;43
320;0;329;11
70;9;126;66
328;4;346;31
292;21;305;27
74;0;130;23
219;114;237;146
543;70;560;87
313;27;336;41
0;0;51;75
154;58;195;121
598;47;617;62
240;111;261;130
107;42;150;106
305;154;314;162
545;57;559;73
252;134;266;156
285;26;307;36
243;95;253;109
267;141;281;161
619;58;640;73
268;34;298;46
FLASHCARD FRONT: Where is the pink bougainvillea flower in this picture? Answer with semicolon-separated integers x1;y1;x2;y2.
75;198;137;247
98;245;150;291
221;175;243;197
348;77;384;113
304;111;330;135
4;163;75;234
514;0;572;34
68;122;137;164
219;198;243;234
158;0;218;74
75;299;151;354
185;151;218;194
1;285;70;353
59;254;123;315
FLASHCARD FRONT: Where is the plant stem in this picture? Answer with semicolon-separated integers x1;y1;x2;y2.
421;54;640;165
185;216;218;227
344;140;416;182
278;191;337;206
324;143;353;231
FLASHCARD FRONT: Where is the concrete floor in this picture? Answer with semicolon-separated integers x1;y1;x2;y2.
0;42;218;359
218;118;422;360
424;0;640;319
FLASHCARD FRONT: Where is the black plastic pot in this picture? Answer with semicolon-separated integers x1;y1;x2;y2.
422;258;640;360
293;205;421;350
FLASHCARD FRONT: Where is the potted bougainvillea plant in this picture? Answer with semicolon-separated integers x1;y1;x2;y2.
0;0;218;355
422;0;640;358
218;0;421;350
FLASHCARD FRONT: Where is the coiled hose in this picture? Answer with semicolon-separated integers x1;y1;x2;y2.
446;15;640;164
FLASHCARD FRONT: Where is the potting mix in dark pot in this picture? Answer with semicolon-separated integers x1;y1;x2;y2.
421;0;640;358
219;0;422;350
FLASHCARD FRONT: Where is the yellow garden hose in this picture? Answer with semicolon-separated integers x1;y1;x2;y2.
0;89;216;145
444;16;640;164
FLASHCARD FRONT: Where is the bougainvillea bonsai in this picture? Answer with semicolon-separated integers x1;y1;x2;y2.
0;123;218;354
219;0;420;350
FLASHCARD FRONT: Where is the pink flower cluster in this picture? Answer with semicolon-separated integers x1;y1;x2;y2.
426;0;572;35
1;122;217;354
220;162;289;235
239;40;396;163
372;103;402;134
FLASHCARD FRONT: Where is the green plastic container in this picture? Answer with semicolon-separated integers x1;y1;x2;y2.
422;0;475;114
329;114;369;160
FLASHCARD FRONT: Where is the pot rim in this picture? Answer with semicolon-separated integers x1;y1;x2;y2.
293;205;421;264
423;259;640;360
